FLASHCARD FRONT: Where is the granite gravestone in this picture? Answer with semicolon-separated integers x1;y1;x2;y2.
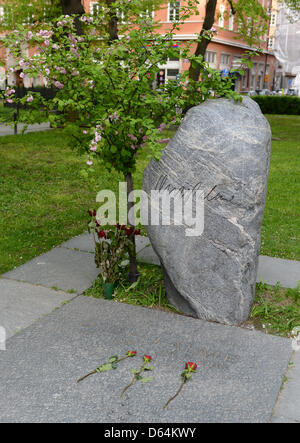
143;97;271;325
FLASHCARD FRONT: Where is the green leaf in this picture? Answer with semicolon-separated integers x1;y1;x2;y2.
140;377;153;383
109;355;118;363
95;363;113;373
144;366;154;371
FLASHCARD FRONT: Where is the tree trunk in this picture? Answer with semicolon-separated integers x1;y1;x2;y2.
106;0;119;42
188;0;218;82
125;172;139;283
60;0;85;34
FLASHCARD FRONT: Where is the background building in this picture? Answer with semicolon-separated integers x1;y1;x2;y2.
273;4;300;95
1;0;278;93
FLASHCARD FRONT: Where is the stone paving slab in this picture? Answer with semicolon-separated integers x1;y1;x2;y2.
257;255;300;289
0;278;76;340
59;233;300;288
2;248;99;294
271;349;300;423
271;415;300;423
0;122;52;136
0;296;292;423
59;233;160;265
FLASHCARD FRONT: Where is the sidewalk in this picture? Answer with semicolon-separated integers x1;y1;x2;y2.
0;233;299;423
0;122;51;136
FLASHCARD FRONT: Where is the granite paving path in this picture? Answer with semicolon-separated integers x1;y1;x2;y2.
0;122;52;136
0;232;299;423
0;296;293;423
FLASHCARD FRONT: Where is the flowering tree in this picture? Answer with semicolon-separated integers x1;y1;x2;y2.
2;1;240;281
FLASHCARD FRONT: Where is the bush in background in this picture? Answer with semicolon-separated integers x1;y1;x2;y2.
252;95;300;115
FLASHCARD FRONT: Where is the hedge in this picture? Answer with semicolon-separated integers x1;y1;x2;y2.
252;95;300;115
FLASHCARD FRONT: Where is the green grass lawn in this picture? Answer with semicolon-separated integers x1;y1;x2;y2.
0;115;299;275
260;115;300;260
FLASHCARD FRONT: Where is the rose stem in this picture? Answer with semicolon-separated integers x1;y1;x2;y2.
77;355;130;383
163;378;186;409
120;361;146;398
77;370;97;383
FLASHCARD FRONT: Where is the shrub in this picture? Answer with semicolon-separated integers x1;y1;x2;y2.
252;95;300;115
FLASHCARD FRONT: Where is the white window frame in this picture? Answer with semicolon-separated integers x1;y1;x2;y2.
267;37;274;49
140;6;155;20
90;1;102;16
168;1;181;22
229;13;234;31
205;51;217;66
220;53;230;67
218;4;225;27
270;13;276;26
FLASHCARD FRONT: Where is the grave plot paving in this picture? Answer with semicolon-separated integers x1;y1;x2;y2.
0;278;76;340
2;247;99;294
271;348;300;423
58;232;300;288
0;296;292;423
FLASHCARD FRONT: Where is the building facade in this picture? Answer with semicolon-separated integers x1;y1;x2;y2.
1;0;277;93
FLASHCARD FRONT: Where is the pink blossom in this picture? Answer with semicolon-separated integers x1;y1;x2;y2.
20;72;25;78
83;130;88;135
95;132;101;142
52;44;59;50
26;95;34;103
128;134;137;141
54;81;64;89
87;160;93;166
90;145;97;152
45;68;50;76
7;99;13;104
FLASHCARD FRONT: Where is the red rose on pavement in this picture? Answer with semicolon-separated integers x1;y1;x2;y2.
144;355;152;362
185;362;197;370
127;350;137;357
98;230;106;238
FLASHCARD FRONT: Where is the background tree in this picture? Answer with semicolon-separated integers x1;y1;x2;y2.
2;1;239;282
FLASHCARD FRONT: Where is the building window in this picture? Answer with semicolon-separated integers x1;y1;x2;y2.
205;51;217;65
218;5;225;27
229;14;234;31
220;53;230;66
167;68;179;79
90;2;102;16
270;13;276;26
169;1;180;22
267;37;274;49
140;4;155;20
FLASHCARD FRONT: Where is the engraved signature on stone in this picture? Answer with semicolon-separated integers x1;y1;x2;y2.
155;174;235;204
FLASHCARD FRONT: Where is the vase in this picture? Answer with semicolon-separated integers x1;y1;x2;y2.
103;282;114;300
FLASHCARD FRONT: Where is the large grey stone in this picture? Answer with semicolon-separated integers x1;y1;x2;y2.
143;97;271;325
0;296;292;423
